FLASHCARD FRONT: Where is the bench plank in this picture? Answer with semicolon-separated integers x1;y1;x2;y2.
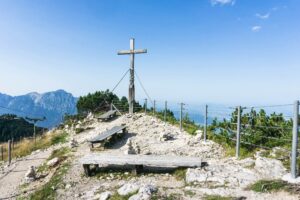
80;153;202;168
89;126;126;143
98;110;117;120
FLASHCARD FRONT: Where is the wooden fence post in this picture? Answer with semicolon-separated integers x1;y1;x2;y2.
8;140;11;165
1;145;3;161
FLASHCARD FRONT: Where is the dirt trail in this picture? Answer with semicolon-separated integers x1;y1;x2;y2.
0;147;55;199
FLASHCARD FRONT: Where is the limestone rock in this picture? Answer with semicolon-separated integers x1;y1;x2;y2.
123;139;140;155
75;124;81;129
159;132;174;141
117;183;140;196
24;166;36;183
138;184;157;195
47;157;60;167
195;130;203;140
186;164;258;188
254;157;286;179
69;138;78;148
99;191;112;200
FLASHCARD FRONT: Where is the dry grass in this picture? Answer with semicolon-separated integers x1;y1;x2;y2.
0;130;68;162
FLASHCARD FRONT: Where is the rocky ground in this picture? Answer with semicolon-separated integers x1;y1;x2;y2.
1;113;300;200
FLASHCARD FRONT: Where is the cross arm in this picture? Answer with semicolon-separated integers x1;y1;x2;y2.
117;49;147;55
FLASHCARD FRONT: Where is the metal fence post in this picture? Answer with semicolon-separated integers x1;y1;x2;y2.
236;106;241;158
291;100;299;178
8;140;11;165
204;105;208;142
144;99;147;114
180;103;183;131
164;101;167;122
153;100;156;115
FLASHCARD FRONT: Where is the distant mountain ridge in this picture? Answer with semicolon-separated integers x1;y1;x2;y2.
0;90;78;128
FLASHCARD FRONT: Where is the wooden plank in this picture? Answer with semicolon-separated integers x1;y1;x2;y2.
89;126;126;143
80;153;202;168
98;110;117;120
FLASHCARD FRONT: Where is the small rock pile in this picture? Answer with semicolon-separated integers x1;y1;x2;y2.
24;166;36;183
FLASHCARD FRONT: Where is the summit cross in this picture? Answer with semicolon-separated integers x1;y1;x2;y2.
117;38;147;114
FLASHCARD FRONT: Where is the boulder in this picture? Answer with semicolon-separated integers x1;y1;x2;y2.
47;157;60;167
24;166;36;183
118;183;140;196
254;157;286;179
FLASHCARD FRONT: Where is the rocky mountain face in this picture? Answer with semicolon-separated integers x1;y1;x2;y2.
0;90;77;128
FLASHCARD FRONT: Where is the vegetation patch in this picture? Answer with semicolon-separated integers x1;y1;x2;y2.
249;179;290;193
75;128;85;134
204;195;234;200
172;168;187;181
110;191;138;200
95;170;134;180
184;189;196;197
37;147;70;173
0;131;68;161
29;162;70;200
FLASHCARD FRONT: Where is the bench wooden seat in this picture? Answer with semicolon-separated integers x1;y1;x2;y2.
80;153;202;176
89;125;126;149
97;110;117;121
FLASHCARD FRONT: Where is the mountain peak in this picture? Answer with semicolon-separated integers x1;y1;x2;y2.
0;90;78;128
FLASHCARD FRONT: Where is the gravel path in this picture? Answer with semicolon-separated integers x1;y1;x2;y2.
0;147;55;199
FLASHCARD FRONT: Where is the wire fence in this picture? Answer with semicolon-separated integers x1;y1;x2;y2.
110;99;300;178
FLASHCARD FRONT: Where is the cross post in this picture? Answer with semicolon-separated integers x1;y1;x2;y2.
118;38;147;114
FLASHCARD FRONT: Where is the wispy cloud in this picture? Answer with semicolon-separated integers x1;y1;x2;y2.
211;0;235;6
251;26;262;32
255;13;270;19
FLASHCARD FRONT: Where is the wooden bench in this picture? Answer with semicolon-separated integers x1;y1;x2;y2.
89;125;126;149
80;153;202;176
97;110;117;121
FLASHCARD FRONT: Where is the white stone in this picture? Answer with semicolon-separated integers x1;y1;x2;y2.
47;157;60;167
282;173;300;184
99;191;112;200
195;130;203;140
123;139;140;155
69;138;78;148
254;157;286;179
159;132;174;141
138;184;157;195
128;193;151;200
24;166;36;183
75;124;81;129
117;183;140;196
65;183;71;189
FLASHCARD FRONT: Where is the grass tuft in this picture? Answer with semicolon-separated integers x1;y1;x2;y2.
249;179;288;193
172;168;187;181
204;195;234;200
0;131;68;161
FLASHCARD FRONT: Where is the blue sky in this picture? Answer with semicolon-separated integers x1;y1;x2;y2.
0;0;299;106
